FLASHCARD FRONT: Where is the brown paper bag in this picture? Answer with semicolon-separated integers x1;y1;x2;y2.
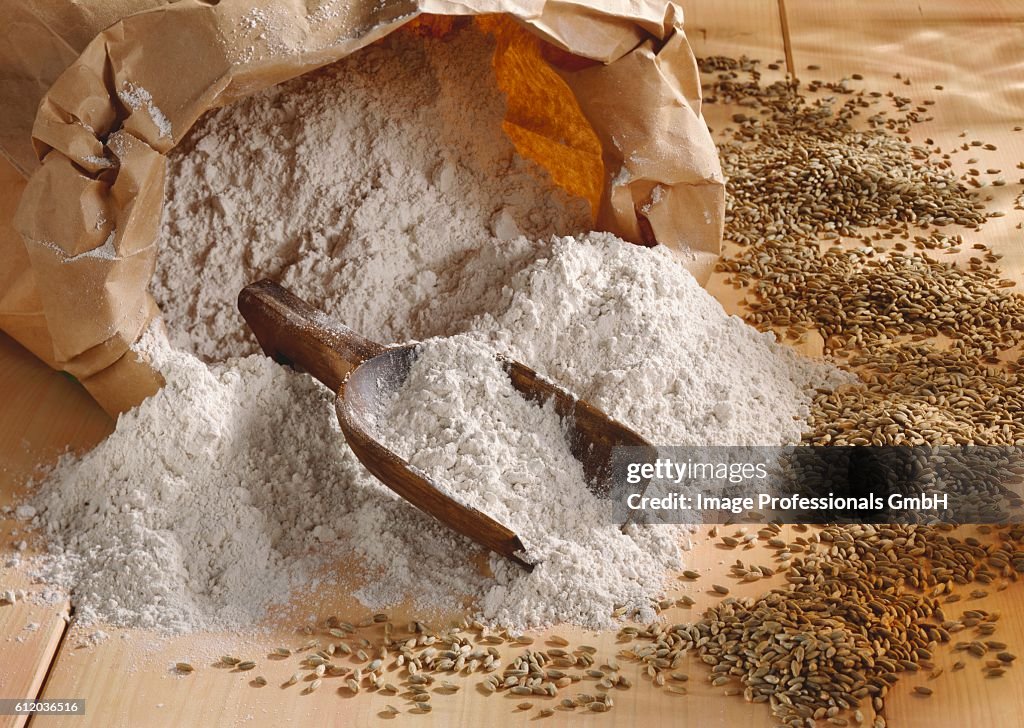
1;0;724;416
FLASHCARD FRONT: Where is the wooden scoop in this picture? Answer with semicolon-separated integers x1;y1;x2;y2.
238;280;655;571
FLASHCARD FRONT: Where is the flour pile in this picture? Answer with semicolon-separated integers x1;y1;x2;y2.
430;235;843;446
24;24;849;633
29;234;844;632
153;27;589;360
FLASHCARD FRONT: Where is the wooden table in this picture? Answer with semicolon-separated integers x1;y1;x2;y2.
2;1;1024;726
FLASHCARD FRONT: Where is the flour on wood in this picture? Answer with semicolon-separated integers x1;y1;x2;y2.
23;25;848;633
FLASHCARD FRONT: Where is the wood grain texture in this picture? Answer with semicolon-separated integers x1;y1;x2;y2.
30;527;803;728
683;0;792;156
3;1;1024;726
0;330;110;728
0;574;70;728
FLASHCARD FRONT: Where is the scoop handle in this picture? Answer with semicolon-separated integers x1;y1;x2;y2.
238;280;385;393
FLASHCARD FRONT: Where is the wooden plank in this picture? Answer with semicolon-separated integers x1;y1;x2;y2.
0;334;113;475
783;0;1024;283
0;577;69;728
880;583;1024;728
682;0;785;61
682;0;791;153
0;330;111;728
31;527;796;728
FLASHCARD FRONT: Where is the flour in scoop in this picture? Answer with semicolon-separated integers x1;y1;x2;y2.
377;335;680;626
378;335;587;543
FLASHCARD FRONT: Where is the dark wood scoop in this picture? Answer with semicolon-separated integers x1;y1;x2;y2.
238;280;655;571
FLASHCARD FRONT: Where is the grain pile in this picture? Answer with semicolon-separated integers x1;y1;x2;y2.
687;57;1024;727
708;57;1024;449
731;241;1024;361
638;523;1024;728
702;55;990;243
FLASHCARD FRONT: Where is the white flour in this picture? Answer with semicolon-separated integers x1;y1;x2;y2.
31;330;498;631
23;24;848;633
153;27;589;361
28;234;843;632
377;334;681;627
